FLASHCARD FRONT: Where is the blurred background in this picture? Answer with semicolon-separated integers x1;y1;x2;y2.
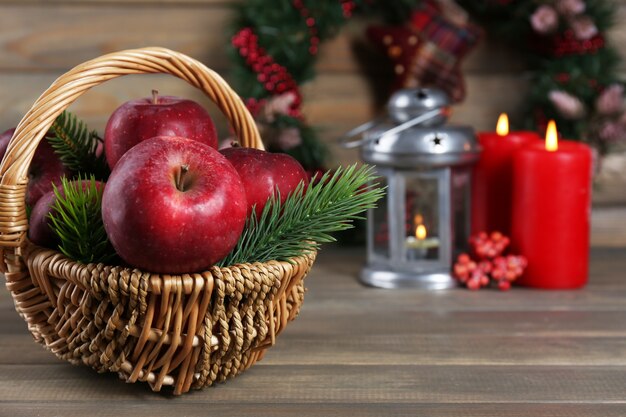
0;0;624;246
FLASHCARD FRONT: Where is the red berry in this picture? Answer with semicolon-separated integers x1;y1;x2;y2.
498;280;511;291
458;253;471;264
478;260;492;274
467;278;481;291
480;275;490;286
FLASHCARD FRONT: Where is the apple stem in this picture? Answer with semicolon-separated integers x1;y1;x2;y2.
152;89;159;105
175;164;190;191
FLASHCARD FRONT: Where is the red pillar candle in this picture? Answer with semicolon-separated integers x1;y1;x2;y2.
471;114;540;235
511;121;592;289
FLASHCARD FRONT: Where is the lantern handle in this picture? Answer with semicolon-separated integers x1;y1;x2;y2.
337;109;443;149
336;117;385;149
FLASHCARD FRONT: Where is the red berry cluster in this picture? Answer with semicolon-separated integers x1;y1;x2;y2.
244;97;267;118
231;28;303;118
470;231;510;259
554;72;570;84
292;0;321;55
454;254;490;291
340;0;357;18
552;31;605;57
532;30;605;57
491;255;527;291
454;231;527;291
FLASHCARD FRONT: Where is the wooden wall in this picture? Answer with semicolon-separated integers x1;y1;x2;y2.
0;0;625;201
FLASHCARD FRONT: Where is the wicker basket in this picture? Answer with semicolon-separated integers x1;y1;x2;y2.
0;47;317;395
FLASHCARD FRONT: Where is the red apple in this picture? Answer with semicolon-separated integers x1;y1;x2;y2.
220;147;308;217
29;180;105;248
0;128;71;206
104;91;218;169
102;136;247;273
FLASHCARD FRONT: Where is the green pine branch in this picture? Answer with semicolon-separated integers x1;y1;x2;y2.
49;111;110;180
218;164;384;266
49;175;117;264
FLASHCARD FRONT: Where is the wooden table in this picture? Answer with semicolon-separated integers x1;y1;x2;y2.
1;247;625;416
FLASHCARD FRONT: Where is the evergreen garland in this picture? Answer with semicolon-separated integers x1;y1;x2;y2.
228;0;624;158
458;0;624;154
228;0;421;171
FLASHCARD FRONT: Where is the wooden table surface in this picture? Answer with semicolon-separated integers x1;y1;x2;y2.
1;247;625;416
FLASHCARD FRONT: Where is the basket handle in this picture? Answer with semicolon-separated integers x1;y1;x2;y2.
0;47;264;250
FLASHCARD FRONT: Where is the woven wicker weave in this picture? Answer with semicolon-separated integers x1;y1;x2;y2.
0;47;316;395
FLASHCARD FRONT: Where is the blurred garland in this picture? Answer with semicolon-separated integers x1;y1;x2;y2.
458;0;624;155
228;0;419;172
228;0;624;170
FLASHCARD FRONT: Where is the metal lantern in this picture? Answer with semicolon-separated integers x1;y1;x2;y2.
340;88;481;289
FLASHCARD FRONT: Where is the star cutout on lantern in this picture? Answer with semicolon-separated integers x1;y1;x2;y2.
432;135;443;146
367;0;482;102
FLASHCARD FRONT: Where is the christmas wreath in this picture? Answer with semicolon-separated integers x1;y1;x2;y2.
228;0;624;169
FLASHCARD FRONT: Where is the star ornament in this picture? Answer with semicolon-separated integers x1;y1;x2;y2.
367;0;482;102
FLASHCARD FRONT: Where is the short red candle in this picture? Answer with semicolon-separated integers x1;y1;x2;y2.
511;134;592;289
471;119;539;235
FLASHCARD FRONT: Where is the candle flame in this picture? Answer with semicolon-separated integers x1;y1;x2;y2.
496;113;509;136
545;120;559;152
416;224;427;240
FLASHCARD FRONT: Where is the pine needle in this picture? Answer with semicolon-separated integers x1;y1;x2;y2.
218;164;384;266
49;111;110;180
48;175;117;264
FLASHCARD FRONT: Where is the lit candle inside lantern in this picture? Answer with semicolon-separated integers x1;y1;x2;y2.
416;224;427;240
511;120;593;289
405;218;440;260
471;114;540;235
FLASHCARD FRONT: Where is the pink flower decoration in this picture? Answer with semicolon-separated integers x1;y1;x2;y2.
263;92;297;123
277;127;302;150
556;0;586;16
530;5;559;34
596;84;624;115
598;122;625;143
549;90;586;119
570;16;598;40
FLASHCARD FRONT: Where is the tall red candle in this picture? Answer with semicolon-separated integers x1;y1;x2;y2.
511;121;592;289
471;114;539;235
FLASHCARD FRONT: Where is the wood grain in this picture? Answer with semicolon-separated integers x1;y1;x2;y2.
3;403;626;417
0;3;625;72
0;4;524;73
1;248;626;414
2;363;626;403
0;0;233;4
0;1;625;413
6;333;626;367
0;4;233;72
0;72;529;147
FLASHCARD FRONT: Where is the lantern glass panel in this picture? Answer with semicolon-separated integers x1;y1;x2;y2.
370;175;390;261
452;167;471;255
403;174;439;261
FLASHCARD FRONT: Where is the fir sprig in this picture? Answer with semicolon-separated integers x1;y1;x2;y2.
49;111;110;180
49;175;117;264
218;164;384;266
